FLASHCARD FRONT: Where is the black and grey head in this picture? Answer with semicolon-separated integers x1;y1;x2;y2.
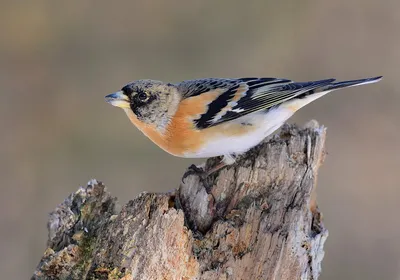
105;79;181;129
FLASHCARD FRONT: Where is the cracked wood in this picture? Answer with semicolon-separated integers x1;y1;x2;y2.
32;121;328;280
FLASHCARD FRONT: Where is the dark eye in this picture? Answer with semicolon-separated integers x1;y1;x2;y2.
137;92;148;102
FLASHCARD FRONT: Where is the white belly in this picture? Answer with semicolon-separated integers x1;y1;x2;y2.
183;107;294;159
182;90;329;160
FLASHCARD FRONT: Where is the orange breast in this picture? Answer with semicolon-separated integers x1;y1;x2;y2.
165;90;222;155
167;90;259;156
123;90;258;157
123;108;171;151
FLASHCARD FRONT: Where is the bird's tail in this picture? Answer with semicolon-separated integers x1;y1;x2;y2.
322;76;382;91
286;76;382;113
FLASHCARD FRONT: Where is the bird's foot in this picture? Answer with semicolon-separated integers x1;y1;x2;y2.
182;164;214;193
182;164;206;181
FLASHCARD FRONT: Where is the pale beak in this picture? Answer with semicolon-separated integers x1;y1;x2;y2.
105;91;130;108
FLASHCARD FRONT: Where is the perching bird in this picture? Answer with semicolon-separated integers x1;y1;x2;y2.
105;76;382;173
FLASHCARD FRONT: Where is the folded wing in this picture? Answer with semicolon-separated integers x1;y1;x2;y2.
177;77;335;129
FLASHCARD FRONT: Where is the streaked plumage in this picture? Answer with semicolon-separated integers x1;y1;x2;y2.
105;76;382;167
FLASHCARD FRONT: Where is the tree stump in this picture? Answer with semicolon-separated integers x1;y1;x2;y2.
32;121;328;280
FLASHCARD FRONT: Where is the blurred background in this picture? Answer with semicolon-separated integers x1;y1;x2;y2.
1;1;399;279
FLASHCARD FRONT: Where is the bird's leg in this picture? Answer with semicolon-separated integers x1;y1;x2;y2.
182;154;236;193
181;163;215;194
205;154;236;176
182;154;236;180
204;162;227;177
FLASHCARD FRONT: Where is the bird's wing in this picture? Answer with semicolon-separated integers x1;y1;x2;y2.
176;77;335;129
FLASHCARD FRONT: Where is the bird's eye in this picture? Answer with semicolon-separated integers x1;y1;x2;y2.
137;92;148;102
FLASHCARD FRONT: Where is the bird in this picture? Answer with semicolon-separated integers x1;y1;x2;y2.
105;76;382;174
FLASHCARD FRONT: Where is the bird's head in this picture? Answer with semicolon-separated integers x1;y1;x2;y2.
105;80;181;130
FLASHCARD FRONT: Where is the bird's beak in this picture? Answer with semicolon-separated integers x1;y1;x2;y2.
105;91;130;108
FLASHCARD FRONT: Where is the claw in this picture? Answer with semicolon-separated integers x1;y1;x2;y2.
182;164;206;183
182;164;216;193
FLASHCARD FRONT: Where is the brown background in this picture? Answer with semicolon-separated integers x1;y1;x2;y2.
1;1;399;279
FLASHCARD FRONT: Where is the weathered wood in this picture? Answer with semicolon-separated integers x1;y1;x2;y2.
32;121;328;280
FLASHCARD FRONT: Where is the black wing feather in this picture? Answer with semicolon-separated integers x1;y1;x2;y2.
193;83;240;129
176;77;335;129
215;79;335;126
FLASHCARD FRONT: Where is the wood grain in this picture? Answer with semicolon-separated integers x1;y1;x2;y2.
32;121;328;280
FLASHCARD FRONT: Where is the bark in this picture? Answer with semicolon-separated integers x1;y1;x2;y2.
32;121;328;280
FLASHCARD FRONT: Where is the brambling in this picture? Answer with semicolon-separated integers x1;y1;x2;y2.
105;76;382;174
